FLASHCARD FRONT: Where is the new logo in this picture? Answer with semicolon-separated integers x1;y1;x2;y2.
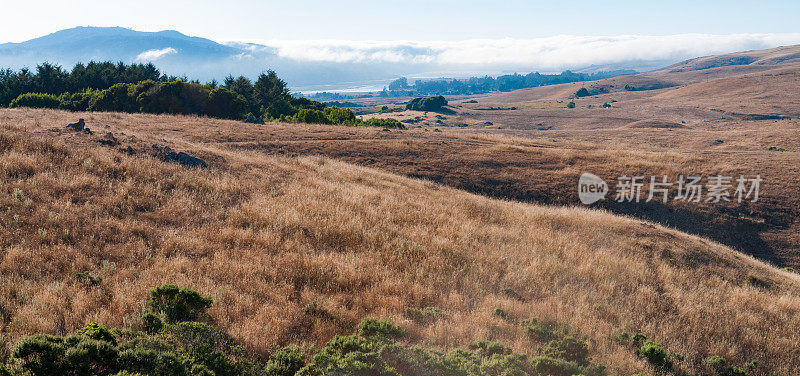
578;173;608;204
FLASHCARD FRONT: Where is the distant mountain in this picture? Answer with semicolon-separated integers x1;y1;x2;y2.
0;27;237;61
0;27;401;87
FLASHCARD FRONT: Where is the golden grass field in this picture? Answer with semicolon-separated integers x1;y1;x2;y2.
0;107;799;375
2;45;800;375
354;45;800;269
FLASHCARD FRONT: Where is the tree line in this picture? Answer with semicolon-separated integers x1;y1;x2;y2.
1;62;404;128
383;70;636;96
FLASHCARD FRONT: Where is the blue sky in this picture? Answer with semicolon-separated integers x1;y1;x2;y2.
2;0;799;43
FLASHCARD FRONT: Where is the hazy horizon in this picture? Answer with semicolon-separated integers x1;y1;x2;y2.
3;0;800;89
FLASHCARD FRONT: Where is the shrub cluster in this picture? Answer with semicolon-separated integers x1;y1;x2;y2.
2;62;375;127
3;286;266;376
403;306;446;324
406;96;448;111
574;88;590;98
2;285;614;376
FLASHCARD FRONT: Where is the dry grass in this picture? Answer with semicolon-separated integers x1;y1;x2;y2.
1;110;800;374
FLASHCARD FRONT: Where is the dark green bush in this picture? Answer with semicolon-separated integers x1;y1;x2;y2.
59;91;97;111
165;322;240;376
492;307;508;319
404;306;446;324
142;312;164;334
137;81;210;115
566;101;576;108
530;356;580;376
357;318;405;339
205;88;248;120
323;107;357;124
540;336;589;365
703;355;751;376
380;343;460;376
76;322;118;346
12;334;69;375
361;118;406;129
293;109;329;124
149;284;213;323
480;353;532;376
89;83;137;112
521;318;563;342
64;338;120;375
406;95;448;111
574;88;590;97
468;341;511;358
266;346;306;376
9;93;61;109
636;340;672;371
631;332;647;345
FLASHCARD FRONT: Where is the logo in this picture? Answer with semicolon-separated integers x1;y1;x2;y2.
578;173;608;204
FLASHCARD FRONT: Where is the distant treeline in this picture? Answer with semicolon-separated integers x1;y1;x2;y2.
383;70;636;96
0;62;404;128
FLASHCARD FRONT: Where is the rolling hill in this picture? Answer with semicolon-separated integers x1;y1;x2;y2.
357;44;800;269
0;105;799;374
2;44;800;375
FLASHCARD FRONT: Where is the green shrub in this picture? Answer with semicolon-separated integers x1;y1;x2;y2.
636;340;672;371
191;364;215;376
406;95;448;111
165;321;242;376
89;83;137;112
204;88;248;120
13;334;69;375
703;355;751;376
149;284;213;323
76;322;118;345
566;101;576;108
480;353;532;376
9;93;61;109
293;109;329;124
59;91;97;111
357;318;405;339
705;355;727;373
521;318;563;342
380;343;460;376
574;88;590;97
361;118;405;129
492;307;508;319
141;312;164;334
323;107;357;125
136;81;209;115
540;336;589;365
64;338;120;375
613;331;630;343
530;356;580;376
468;340;511;358
266;346;306;376
404;306;445;324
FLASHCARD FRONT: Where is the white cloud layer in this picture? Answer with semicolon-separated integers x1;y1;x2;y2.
135;47;178;62
242;34;800;70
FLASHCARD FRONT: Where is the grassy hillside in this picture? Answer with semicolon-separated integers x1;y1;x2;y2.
1;110;800;375
345;47;800;268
